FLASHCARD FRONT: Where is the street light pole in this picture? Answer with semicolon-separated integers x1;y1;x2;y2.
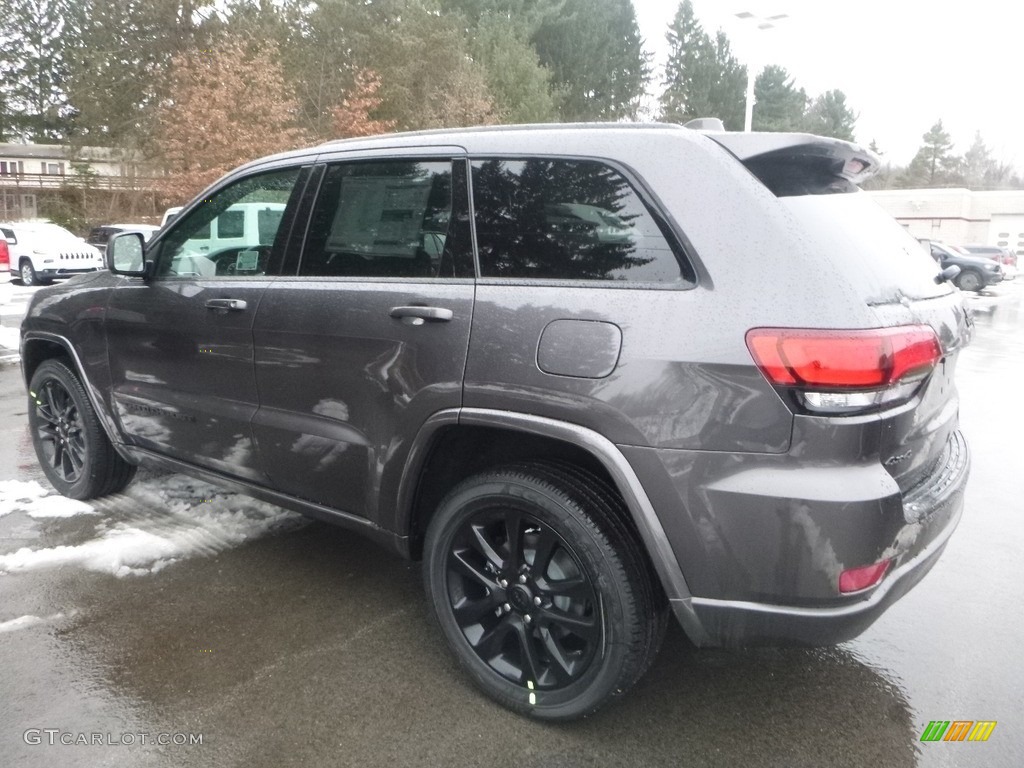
735;11;789;132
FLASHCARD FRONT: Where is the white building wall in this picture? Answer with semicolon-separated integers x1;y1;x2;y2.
869;188;1024;254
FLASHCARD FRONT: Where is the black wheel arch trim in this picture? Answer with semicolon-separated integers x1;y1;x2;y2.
398;407;709;646
20;331;136;466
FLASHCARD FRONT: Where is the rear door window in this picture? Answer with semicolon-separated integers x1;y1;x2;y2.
299;159;473;278
470;158;687;283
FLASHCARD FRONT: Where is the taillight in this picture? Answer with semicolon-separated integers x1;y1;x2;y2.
0;240;9;270
745;326;942;414
839;559;891;593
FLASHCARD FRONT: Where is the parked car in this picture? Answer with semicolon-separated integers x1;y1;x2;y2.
958;244;1017;280
86;224;160;256
21;123;971;720
0;221;104;286
160;206;183;227
924;240;1003;291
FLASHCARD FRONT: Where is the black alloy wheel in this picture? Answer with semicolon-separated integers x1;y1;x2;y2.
33;376;87;484
446;508;600;690
28;360;137;499
424;463;665;720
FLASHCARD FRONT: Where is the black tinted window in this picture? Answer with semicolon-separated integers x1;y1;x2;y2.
301;160;471;278
471;159;684;282
218;209;245;239
258;208;284;245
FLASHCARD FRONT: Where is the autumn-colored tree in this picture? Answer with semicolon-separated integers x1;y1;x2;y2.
418;60;498;129
330;70;396;139
155;38;308;203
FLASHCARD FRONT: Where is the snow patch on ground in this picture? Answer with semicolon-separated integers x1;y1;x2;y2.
0;324;19;351
0;612;67;634
0;479;96;518
0;474;303;577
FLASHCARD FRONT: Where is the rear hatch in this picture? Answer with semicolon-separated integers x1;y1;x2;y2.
709;131;971;493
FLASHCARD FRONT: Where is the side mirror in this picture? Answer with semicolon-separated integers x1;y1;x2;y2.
108;232;149;276
936;265;961;284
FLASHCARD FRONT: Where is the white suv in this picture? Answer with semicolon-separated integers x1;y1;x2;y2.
0;221;104;286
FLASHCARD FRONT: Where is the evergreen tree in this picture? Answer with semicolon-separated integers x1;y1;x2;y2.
803;89;857;140
711;31;747;131
531;0;650;121
751;65;806;132
470;13;558;124
962;131;992;189
66;0;218;148
660;1;716;122
660;2;745;129
0;0;76;142
903;120;957;187
357;4;498;130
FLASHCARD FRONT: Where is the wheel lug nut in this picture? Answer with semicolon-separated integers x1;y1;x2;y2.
533;596;542;606
502;603;511;613
518;574;527;584
499;578;508;588
524;614;532;624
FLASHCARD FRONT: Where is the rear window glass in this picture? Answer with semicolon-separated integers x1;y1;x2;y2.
782;192;952;302
471;158;687;283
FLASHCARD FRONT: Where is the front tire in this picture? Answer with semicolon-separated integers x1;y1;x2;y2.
423;463;665;720
956;269;982;292
20;259;41;286
28;360;137;499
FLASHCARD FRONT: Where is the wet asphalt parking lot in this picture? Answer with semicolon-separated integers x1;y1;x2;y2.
1;279;1022;767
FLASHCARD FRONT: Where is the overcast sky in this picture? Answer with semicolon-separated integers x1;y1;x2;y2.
633;0;1021;168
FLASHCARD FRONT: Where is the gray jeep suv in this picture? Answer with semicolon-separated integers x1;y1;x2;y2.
20;124;970;720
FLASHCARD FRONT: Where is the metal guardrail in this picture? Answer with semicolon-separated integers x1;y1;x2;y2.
0;173;161;191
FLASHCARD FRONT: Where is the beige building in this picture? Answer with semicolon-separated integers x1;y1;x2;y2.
869;188;1024;255
1;142;150;220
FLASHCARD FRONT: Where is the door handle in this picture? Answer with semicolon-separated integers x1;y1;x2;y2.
205;298;248;311
389;306;453;326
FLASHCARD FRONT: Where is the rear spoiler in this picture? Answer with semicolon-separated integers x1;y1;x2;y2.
703;131;881;194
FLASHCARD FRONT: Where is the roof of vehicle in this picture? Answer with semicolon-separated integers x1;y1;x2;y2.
207;122;879;206
317;122;878;185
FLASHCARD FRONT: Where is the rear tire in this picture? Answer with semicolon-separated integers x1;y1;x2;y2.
423;462;665;720
28;360;137;499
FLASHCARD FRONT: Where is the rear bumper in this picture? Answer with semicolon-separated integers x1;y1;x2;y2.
686;458;965;646
627;428;969;647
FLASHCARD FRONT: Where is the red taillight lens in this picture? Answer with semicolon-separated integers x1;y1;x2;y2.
0;240;9;270
745;326;942;389
839;559;891;593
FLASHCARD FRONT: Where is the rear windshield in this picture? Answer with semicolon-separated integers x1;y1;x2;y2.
781;191;952;302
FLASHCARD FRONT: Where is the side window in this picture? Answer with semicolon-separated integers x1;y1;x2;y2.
471;158;686;283
217;209;245;239
157;167;302;278
300;159;473;278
